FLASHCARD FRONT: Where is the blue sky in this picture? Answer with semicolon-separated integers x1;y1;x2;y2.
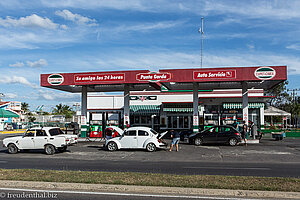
0;0;300;112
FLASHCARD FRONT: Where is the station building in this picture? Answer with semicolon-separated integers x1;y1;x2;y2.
87;88;266;132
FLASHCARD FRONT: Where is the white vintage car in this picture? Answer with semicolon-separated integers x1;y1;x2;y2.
3;127;77;155
105;126;167;152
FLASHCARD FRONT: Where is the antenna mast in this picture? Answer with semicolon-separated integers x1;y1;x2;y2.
199;17;204;68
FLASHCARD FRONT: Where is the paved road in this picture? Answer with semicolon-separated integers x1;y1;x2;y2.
1;134;300;177
0;188;288;200
0;156;299;177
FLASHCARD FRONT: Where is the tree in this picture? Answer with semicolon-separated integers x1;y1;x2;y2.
265;81;290;107
52;103;75;119
21;102;30;114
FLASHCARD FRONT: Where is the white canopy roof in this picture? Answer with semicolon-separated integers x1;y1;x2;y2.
264;106;291;117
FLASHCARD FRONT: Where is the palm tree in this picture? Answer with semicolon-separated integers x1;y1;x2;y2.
52;104;75;119
21;102;29;114
52;103;64;115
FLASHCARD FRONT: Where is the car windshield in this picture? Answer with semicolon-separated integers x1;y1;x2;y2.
49;128;64;136
150;129;158;135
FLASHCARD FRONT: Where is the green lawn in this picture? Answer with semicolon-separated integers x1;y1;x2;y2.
0;169;299;192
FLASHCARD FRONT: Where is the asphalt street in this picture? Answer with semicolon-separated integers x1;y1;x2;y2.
1;134;300;178
0;188;289;200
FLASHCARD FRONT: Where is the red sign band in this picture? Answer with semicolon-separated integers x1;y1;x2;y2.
194;70;236;80
136;72;172;82
74;73;125;83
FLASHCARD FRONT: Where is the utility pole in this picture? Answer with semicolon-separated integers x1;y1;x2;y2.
287;88;300;128
73;103;80;123
198;17;204;68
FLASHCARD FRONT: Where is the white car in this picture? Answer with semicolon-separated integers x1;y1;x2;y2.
105;126;167;152
3;127;77;155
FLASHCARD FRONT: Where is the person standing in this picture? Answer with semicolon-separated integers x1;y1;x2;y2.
105;124;113;140
125;121;130;129
169;130;180;152
242;121;248;145
233;119;239;132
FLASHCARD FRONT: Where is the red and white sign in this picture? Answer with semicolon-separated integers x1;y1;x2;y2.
193;116;199;126
136;72;172;82
194;70;236;80
74;73;125;83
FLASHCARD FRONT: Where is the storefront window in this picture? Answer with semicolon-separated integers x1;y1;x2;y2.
146;116;151;124
172;116;177;128
179;116;183;128
134;116;139;124
184;116;189;128
141;116;146;124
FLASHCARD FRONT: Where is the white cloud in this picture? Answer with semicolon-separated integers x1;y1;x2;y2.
55;9;97;26
0;75;38;88
90;49;300;74
4;93;17;99
203;1;300;20
286;44;300;51
27;59;48;68
37;89;80;101
0;14;65;29
9;61;24;67
111;20;186;33
247;44;255;50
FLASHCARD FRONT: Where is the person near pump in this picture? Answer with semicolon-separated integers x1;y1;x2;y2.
105;124;113;140
232;119;239;132
241;120;248;145
125;121;130;129
169;130;180;152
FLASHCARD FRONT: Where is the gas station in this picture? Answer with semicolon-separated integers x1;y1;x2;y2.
41;65;287;137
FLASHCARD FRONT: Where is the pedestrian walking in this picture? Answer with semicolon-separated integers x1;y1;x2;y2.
169;130;180;152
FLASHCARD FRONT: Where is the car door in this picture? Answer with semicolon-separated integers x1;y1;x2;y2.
34;130;48;149
120;130;138;148
137;130;150;148
204;127;218;143
18;130;35;149
216;126;230;143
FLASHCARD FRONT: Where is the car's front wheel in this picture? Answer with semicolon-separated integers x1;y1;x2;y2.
107;142;118;151
7;144;18;154
44;144;56;155
194;137;203;146
229;138;238;146
146;143;156;152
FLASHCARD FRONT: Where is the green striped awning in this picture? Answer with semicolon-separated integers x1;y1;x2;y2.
130;105;160;115
0;109;19;118
163;105;201;113
223;103;264;109
163;108;193;112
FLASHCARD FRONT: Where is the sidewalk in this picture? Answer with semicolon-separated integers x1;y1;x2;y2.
0;129;26;134
0;180;299;199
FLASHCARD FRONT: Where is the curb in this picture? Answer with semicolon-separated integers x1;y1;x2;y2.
0;180;299;199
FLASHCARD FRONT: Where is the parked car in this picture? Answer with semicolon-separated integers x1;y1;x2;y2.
105;126;168;152
188;125;242;146
3;127;77;155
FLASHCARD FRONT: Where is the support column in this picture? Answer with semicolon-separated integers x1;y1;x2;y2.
193;82;199;133
124;84;130;128
260;107;264;129
242;82;248;125
80;86;88;137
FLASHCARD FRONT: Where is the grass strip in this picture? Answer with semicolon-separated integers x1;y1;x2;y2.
0;168;299;192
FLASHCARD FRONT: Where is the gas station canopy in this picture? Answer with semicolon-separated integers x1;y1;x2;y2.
40;66;287;92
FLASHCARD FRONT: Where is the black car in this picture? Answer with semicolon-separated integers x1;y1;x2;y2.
188;125;242;146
